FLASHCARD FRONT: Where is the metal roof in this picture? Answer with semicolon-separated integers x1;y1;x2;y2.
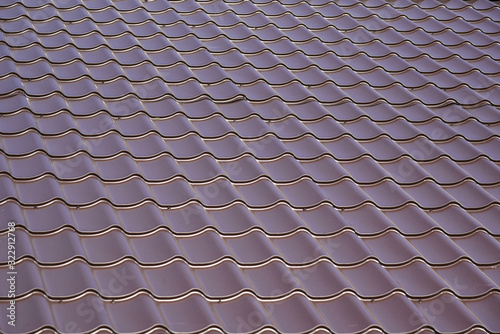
1;0;500;332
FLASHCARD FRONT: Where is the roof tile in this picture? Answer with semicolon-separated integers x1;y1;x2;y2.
1;0;500;332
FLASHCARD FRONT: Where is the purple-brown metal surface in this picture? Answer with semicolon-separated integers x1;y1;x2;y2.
1;0;500;332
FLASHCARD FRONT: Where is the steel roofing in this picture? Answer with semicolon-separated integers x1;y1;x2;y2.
1;0;500;332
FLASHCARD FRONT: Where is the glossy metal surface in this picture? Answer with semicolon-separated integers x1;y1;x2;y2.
1;0;500;332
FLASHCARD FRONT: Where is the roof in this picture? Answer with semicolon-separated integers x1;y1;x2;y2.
1;0;500;332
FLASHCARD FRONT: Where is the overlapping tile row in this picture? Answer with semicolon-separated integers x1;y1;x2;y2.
1;0;500;333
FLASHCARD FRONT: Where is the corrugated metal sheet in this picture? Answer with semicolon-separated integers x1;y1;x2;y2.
1;0;500;332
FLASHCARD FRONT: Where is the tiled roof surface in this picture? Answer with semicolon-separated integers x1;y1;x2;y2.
1;0;500;332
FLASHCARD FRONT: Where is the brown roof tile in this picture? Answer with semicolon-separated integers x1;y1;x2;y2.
1;0;500;332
